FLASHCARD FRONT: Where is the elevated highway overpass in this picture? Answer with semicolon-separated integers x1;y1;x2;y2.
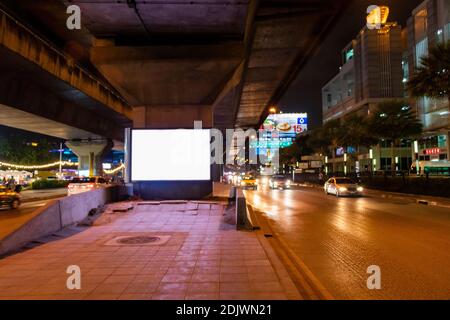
0;0;350;195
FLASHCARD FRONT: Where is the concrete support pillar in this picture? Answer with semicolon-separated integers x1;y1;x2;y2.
66;140;111;176
124;128;132;183
122;128;134;197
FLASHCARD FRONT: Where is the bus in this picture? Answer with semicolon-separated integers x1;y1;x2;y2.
411;161;450;176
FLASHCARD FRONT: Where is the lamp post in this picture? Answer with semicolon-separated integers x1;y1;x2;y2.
344;153;348;176
59;142;63;179
414;140;420;175
369;148;374;174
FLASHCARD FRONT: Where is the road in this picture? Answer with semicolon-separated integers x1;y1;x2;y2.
244;186;450;299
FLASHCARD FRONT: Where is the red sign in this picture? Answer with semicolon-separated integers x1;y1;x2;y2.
424;148;441;155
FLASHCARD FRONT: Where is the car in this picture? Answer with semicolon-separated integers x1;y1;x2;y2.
257;176;270;186
240;175;257;190
324;177;364;197
0;186;21;209
269;175;292;190
67;176;108;196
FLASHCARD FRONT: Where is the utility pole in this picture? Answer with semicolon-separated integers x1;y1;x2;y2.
59;142;63;179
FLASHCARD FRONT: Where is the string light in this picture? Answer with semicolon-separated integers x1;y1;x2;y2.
0;160;78;170
104;163;125;175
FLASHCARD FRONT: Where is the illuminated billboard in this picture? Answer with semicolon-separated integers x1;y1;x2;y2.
261;113;308;138
131;129;210;181
251;113;308;156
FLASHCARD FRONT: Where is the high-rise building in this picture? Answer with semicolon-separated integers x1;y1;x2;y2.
406;0;450;161
321;19;411;172
322;22;404;123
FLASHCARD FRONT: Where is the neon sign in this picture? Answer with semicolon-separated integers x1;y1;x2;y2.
424;148;441;155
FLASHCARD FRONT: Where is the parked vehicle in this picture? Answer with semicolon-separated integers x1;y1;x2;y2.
0;186;21;209
324;177;364;197
67;176;108;196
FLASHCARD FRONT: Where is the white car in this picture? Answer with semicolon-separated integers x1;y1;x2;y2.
68;177;108;196
324;177;364;197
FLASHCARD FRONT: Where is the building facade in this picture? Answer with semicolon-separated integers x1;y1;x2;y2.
321;1;450;174
406;0;450;161
322;21;410;173
322;23;404;123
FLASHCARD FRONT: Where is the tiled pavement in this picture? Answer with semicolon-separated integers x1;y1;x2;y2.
0;201;300;300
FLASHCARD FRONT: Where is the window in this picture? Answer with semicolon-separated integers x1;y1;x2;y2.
445;23;450;42
414;9;428;41
345;49;354;62
415;38;428;67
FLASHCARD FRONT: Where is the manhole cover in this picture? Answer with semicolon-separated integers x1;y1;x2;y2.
104;234;171;246
117;236;161;244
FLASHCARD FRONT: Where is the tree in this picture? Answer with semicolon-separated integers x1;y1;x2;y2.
0;134;59;166
295;134;315;156
408;41;450;116
368;100;422;173
341;114;378;157
311;119;345;173
279;143;301;167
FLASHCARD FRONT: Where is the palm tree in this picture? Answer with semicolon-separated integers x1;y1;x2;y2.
341;114;379;156
408;41;450;113
311;119;345;173
369;100;422;173
279;143;301;166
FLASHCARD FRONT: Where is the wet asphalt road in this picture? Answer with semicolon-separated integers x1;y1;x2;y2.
244;186;450;299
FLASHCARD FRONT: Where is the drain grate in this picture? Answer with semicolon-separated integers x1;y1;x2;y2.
117;236;161;244
104;234;171;246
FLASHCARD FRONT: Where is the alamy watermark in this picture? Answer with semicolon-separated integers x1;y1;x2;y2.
367;265;381;290
197;121;280;167
66;265;81;290
66;5;81;30
366;5;389;30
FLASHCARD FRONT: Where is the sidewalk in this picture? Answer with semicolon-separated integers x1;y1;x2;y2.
0;200;300;300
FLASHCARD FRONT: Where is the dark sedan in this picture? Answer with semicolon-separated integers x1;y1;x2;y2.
0;186;21;209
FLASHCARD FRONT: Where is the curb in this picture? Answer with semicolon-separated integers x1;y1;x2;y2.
299;183;450;209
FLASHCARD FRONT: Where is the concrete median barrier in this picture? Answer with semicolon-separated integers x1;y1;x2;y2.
0;186;120;257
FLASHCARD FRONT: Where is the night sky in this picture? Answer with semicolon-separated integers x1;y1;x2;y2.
279;0;425;129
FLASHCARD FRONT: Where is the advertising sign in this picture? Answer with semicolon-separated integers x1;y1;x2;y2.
260;113;308;138
131;129;210;181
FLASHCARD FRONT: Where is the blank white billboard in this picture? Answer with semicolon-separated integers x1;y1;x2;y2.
131;129;210;181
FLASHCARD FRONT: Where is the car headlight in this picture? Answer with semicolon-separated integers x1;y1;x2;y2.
339;187;348;192
357;187;364;192
286;180;291;185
